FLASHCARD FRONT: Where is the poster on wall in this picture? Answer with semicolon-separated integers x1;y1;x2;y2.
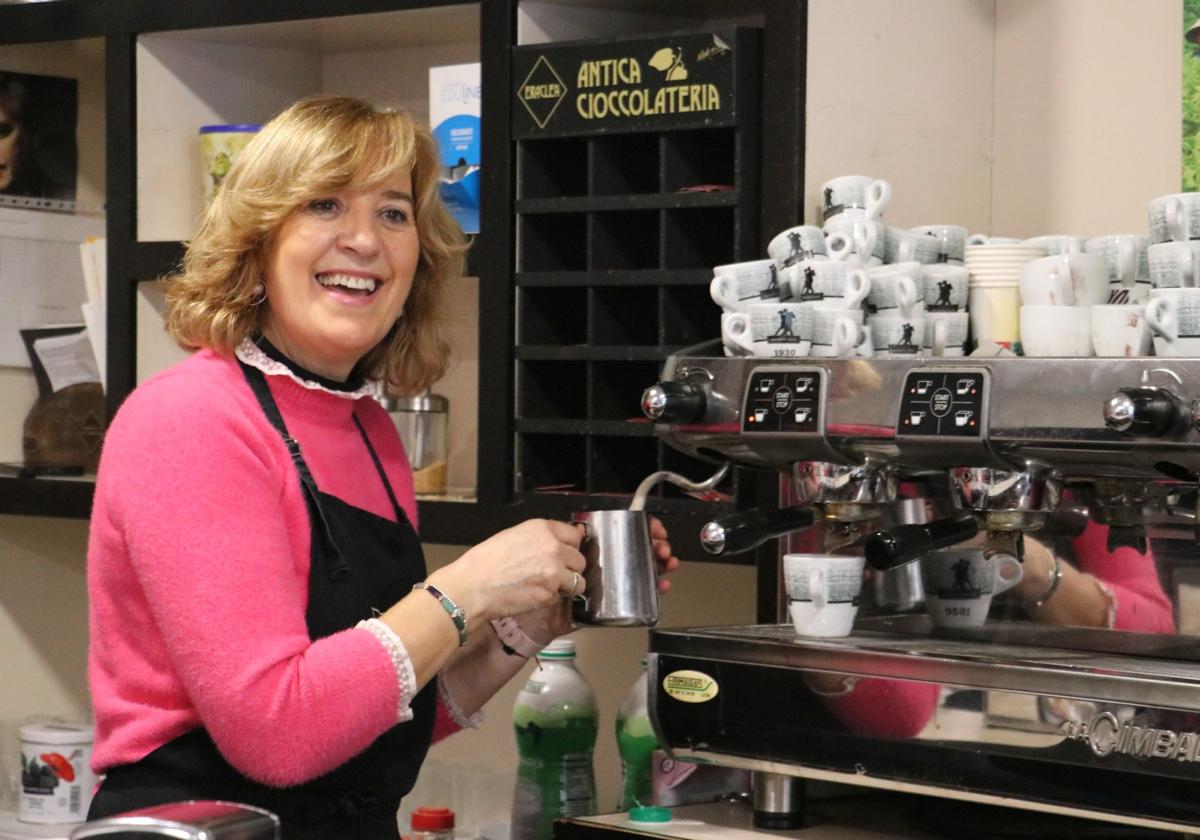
1185;4;1200;190
0;69;78;206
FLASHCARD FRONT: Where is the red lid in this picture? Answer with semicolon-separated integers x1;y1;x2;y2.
411;806;455;830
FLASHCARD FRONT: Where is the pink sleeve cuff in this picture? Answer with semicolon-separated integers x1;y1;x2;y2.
357;619;418;723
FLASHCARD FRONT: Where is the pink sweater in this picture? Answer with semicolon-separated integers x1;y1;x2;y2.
87;348;456;786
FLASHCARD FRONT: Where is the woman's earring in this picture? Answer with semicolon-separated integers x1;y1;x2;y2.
249;283;267;306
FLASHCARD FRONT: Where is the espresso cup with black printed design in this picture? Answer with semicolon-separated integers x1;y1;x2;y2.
922;264;969;312
784;553;866;637
1146;288;1200;356
768;225;829;269
710;259;784;312
920;548;1022;628
819;175;891;223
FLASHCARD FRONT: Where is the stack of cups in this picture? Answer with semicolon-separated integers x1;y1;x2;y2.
1146;192;1200;356
920;263;970;356
860;262;924;357
819;175;890;268
1017;253;1108;356
709;258;797;358
963;243;1043;352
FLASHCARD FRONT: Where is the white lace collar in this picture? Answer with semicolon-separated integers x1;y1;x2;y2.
234;337;377;400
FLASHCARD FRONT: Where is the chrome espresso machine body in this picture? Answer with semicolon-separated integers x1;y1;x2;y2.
643;344;1200;834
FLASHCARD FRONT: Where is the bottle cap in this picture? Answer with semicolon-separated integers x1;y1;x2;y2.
411;806;455;830
539;639;576;659
629;805;671;823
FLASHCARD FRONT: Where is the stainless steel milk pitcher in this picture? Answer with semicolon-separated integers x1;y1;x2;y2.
570;462;730;626
571;509;660;626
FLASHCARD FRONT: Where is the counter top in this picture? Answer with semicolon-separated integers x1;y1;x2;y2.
557;792;1190;839
0;809;71;840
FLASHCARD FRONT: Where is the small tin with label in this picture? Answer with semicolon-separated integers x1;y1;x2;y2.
19;721;95;824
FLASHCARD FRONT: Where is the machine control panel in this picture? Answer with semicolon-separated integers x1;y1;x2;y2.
742;369;822;434
897;369;986;437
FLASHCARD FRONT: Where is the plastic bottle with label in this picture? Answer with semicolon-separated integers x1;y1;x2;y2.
615;658;658;811
510;639;598;840
410;805;455;839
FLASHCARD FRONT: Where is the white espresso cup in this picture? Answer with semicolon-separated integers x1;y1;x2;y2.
1148;192;1200;244
784;553;866;637
924;310;970;357
720;312;751;356
863;263;921;315
1090;303;1151;358
823;216;885;266
920;548;1022;628
1147;240;1200;289
886;226;943;265
868;313;926;357
784;260;869;307
922;264;969;312
721;303;814;358
810;307;873;358
710;260;784;312
1023;235;1087;256
1019;261;1075;306
1085;234;1149;285
1019;253;1109;307
1020;304;1093;356
819;175;891;222
910;224;968;264
1146;288;1200;356
767;225;828;268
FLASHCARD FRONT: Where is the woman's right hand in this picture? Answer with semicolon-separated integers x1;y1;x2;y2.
429;519;586;626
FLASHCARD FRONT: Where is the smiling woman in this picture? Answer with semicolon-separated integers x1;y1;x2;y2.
165;96;459;393
83;95;685;839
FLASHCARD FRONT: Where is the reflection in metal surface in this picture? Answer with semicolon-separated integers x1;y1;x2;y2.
645;349;1200;831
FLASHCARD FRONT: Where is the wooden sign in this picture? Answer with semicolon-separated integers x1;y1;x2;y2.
513;28;756;138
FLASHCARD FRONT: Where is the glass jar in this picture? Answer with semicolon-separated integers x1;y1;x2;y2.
380;390;448;495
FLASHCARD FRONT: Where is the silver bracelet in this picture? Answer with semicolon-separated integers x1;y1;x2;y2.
1028;551;1063;609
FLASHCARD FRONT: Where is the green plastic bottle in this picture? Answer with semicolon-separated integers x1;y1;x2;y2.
616;658;658;810
511;639;598;840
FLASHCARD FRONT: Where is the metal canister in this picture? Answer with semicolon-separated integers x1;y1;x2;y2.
380;390;448;495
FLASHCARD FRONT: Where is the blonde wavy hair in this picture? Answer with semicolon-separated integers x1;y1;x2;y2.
164;95;467;394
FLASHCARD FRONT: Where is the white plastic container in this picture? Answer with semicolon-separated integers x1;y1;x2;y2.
18;722;95;824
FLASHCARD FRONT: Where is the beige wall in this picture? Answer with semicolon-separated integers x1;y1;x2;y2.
805;0;1181;235
990;0;1181;236
805;0;998;230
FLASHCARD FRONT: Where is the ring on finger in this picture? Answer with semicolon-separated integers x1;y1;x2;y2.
560;571;581;598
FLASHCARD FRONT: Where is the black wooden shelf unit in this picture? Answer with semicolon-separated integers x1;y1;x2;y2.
511;27;761;511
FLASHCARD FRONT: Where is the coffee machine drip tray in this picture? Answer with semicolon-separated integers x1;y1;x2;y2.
652;619;1200;712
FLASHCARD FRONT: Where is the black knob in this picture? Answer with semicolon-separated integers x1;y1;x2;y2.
642;381;706;423
864;514;979;570
1103;387;1182;437
700;507;816;556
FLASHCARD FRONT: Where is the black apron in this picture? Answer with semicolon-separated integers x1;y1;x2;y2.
88;362;436;839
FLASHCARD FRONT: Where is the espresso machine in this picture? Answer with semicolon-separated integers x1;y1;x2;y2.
640;344;1200;834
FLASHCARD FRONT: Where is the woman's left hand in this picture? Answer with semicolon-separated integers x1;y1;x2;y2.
649;515;681;593
514;516;683;644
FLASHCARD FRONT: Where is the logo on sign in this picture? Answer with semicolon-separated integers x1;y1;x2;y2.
518;55;569;129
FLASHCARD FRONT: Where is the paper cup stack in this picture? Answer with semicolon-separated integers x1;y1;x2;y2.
964;244;1043;351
